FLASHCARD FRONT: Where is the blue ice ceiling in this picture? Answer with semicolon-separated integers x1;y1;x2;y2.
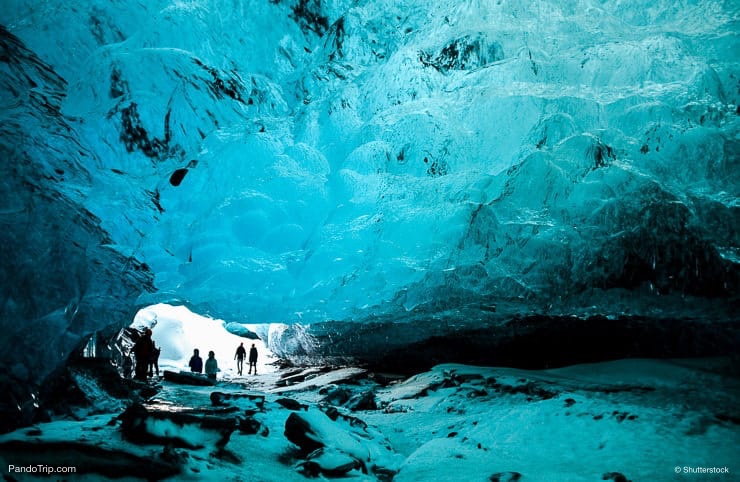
1;1;738;382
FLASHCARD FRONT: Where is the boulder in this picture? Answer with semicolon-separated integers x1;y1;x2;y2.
489;472;522;482
284;411;324;454
210;391;265;412
163;370;215;386
276;397;308;411
602;472;631;482
347;390;377;411
238;416;269;436
119;403;235;448
0;440;181;479
299;447;365;477
283;408;402;478
321;386;352;406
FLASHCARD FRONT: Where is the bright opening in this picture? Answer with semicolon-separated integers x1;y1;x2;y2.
129;303;277;378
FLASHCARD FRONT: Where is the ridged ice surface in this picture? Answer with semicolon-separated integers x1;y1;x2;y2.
1;1;738;380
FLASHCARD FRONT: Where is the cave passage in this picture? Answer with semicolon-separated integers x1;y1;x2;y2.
120;304;277;379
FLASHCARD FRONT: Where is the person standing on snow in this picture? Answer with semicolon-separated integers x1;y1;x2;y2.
189;348;203;373
248;343;258;375
148;342;161;378
234;342;246;375
132;329;154;380
205;350;219;380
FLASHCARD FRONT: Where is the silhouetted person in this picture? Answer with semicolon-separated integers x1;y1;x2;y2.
248;344;258;375
132;329;154;381
148;343;161;378
122;351;133;379
235;342;246;375
205;350;218;380
189;348;203;373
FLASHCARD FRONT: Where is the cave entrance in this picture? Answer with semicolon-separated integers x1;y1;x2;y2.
120;304;275;378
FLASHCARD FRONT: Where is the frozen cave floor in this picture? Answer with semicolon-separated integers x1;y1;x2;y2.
1;358;738;481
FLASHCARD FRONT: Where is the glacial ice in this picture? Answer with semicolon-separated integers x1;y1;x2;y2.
0;0;737;393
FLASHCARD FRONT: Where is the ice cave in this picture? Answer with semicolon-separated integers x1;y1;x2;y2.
0;0;738;480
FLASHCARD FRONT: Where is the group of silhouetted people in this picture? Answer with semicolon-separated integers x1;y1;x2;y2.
234;342;258;375
124;329;258;382
187;343;258;380
188;349;217;379
188;348;219;380
128;328;161;381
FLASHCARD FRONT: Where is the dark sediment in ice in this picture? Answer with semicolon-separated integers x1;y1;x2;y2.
309;314;740;375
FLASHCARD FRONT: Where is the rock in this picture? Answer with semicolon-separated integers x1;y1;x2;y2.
714;413;740;425
162;370;214;386
210;391;265;411
119;403;235;449
602;472;631;482
320;406;367;429
347;390;377;411
299;448;365;477
272;367;367;393
284;412;324;454
160;445;189;465
33;359;138;428
276;397;308;411
321;386;352;406
486;379;557;400
138;385;160;400
564;398;576;407
0;375;45;434
369;372;407;386
444;369;485;384
284;408;401;479
213;447;241;464
490;472;522;482
275;367;327;387
275;359;296;370
238;416;269;436
463;386;489;398
612;411;632;423
0;440;181;479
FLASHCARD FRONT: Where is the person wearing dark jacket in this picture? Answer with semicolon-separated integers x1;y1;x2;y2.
132;329;154;380
235;343;246;375
205;351;218;380
148;343;161;378
248;344;258;375
189;348;203;373
122;352;133;379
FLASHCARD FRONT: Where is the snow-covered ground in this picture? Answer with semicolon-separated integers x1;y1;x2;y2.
0;356;737;481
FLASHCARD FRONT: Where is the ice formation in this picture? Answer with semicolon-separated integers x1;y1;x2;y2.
0;0;737;397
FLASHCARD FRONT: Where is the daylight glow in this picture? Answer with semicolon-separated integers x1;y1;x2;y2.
131;304;276;377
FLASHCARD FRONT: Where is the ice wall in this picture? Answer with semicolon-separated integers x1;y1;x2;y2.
0;25;153;397
1;0;738;388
